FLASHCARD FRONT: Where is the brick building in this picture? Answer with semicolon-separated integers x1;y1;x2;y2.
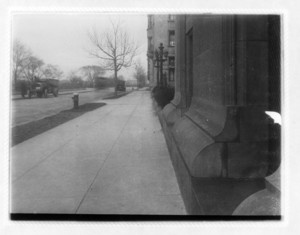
147;15;175;88
159;15;281;215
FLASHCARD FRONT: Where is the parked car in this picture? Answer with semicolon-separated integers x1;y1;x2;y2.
21;77;59;98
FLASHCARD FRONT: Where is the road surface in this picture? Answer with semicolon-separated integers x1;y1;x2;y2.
11;88;114;127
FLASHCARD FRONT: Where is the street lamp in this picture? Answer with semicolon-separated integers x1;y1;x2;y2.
154;50;160;87
154;43;168;88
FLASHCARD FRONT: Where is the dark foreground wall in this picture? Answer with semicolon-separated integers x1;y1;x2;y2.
160;15;281;215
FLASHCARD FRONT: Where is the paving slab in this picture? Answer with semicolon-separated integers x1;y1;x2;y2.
11;91;186;215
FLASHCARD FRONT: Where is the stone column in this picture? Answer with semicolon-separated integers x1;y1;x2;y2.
168;15;280;215
171;14;187;114
162;15;187;126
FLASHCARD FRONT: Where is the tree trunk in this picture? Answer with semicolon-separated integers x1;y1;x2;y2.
14;70;18;91
114;68;118;97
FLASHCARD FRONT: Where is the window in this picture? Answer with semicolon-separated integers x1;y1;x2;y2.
186;29;193;107
169;31;175;47
148;15;153;29
169;68;175;81
169;56;175;67
148;37;153;51
168;15;175;21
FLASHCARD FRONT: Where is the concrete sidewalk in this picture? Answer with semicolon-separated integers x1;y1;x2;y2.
11;90;186;215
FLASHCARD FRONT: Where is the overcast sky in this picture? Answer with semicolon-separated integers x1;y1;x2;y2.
13;14;148;80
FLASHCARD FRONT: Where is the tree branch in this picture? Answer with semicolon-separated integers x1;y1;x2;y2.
86;19;139;77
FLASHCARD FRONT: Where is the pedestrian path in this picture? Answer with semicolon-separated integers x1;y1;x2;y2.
11;91;186;215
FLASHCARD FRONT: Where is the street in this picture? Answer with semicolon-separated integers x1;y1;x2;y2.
11;88;114;127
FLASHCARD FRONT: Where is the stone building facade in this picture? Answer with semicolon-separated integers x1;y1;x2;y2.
159;15;281;215
147;15;176;88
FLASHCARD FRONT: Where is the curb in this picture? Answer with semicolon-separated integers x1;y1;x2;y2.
103;90;133;100
12;90;133;128
57;89;96;96
12;89;96;100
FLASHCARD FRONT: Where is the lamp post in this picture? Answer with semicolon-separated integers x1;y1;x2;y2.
154;43;168;88
154;50;160;87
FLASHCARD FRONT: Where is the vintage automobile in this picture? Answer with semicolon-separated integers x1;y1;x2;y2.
21;77;59;98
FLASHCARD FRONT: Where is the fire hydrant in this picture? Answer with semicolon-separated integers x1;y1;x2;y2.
72;93;79;109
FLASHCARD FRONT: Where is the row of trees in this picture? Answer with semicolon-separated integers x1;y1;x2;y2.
66;61;146;90
79;65;105;87
12;40;109;90
13;20;147;92
12;40;63;89
61;66;106;89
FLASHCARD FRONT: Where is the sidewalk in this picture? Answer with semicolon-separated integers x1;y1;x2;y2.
11;90;186;215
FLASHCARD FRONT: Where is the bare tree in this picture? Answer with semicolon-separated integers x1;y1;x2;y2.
80;65;105;87
42;64;64;80
87;20;139;95
22;56;44;82
68;70;84;88
12;40;32;87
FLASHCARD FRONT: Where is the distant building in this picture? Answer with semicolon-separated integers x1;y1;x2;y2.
147;15;175;88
